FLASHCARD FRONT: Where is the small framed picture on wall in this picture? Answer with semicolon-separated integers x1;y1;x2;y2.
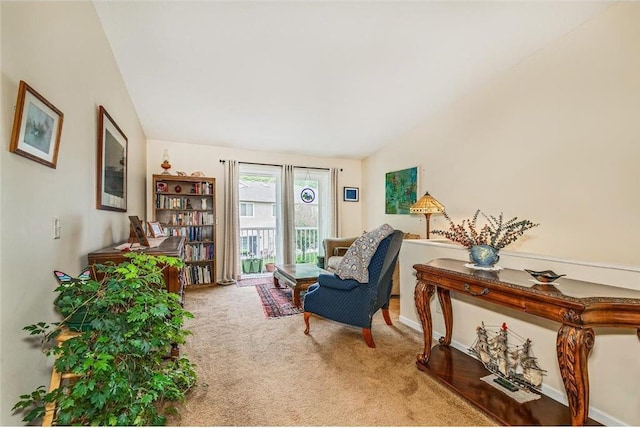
344;187;359;202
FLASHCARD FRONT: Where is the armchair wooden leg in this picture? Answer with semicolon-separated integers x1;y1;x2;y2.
304;312;311;334
363;328;376;348
382;308;393;326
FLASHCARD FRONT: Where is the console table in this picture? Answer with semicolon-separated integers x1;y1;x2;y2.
414;258;640;426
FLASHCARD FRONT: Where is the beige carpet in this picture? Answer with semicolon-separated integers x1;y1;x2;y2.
170;282;496;426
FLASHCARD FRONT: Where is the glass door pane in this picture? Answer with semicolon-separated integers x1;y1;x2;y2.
238;164;282;275
294;168;329;266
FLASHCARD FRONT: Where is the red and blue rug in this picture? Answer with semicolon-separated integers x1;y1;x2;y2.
237;275;303;318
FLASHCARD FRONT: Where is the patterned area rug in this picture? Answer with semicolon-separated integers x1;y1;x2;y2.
255;283;303;318
236;274;274;287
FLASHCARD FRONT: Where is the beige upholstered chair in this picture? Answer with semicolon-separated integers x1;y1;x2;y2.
322;236;357;272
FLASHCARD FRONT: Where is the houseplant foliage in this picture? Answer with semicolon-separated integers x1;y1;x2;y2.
13;253;196;426
432;210;539;266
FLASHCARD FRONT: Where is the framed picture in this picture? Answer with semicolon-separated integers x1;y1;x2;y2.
97;106;128;211
128;216;149;246
9;80;64;168
156;182;168;193
147;221;166;238
344;187;359;202
385;166;418;214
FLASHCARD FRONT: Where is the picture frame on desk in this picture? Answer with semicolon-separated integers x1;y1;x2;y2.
9;80;64;169
97;106;127;212
147;221;166;238
128;216;150;246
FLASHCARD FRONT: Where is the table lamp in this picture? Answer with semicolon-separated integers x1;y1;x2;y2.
410;191;444;239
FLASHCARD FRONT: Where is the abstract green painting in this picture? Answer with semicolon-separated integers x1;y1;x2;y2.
385;167;418;214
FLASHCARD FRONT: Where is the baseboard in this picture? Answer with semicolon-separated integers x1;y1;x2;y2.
398;316;626;426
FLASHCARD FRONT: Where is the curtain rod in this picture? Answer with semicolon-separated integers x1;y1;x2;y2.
219;159;341;172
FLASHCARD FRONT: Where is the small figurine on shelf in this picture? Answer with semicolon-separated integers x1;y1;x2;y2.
201;199;207;210
186;199;193;209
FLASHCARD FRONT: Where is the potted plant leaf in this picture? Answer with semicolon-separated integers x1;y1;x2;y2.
13;253;197;426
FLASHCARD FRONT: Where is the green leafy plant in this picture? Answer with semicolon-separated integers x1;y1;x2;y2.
13;253;196;426
432;210;540;250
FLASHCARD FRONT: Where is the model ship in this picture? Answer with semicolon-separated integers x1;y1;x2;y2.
469;322;546;392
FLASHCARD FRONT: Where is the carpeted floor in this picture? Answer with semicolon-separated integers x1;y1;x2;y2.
170;284;496;426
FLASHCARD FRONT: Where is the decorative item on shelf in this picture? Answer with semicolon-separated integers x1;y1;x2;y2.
191;170;205;177
161;149;171;175
176;171;187;176
469;322;546;394
525;269;566;284
432;209;539;269
156;182;168;193
409;191;444;239
174;185;182;193
201;198;207;210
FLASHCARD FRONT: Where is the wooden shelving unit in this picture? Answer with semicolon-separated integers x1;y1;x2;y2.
152;174;216;287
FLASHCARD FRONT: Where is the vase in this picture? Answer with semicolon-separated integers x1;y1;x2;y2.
469;245;500;267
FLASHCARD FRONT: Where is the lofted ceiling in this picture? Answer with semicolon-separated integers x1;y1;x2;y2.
94;1;609;160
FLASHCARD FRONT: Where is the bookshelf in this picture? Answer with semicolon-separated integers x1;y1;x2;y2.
152;174;216;287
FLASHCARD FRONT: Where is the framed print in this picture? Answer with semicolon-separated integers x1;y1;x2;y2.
97;106;128;211
9;80;64;168
343;187;359;202
147;221;166;238
385;166;418;214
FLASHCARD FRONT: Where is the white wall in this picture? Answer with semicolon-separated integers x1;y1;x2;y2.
364;3;640;425
0;2;147;424
146;140;363;281
398;240;640;425
363;3;640;267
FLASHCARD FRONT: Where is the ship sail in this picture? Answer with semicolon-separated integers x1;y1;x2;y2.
468;322;546;391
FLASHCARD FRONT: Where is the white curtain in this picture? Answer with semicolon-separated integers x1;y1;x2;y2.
221;160;239;284
281;164;295;264
329;167;340;237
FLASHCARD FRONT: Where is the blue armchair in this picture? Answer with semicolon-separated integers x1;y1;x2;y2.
303;230;404;348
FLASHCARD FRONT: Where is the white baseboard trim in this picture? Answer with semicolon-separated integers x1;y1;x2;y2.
398;316;626;426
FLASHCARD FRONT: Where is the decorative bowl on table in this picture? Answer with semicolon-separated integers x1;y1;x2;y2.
525;269;566;283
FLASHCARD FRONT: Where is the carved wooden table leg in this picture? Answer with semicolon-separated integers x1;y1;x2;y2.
415;278;435;364
556;325;595;426
436;287;452;346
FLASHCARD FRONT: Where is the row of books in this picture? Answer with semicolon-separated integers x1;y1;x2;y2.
162;211;214;226
165;226;213;242
155;195;212;210
184;264;212;285
185;243;214;262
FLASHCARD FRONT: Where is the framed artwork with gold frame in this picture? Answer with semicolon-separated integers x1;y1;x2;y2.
9;80;64;168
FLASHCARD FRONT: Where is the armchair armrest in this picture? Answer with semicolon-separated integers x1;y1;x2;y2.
317;273;362;291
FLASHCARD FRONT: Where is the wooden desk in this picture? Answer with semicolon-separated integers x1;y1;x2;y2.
87;236;186;297
414;258;640;426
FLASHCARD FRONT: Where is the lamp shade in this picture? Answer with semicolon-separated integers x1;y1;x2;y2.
410;192;444;214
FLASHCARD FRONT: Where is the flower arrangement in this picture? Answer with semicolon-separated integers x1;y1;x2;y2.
432;210;539;250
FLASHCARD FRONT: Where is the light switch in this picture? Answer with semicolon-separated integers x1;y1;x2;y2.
52;217;61;239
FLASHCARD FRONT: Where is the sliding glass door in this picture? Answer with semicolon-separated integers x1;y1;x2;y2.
237;164;330;274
